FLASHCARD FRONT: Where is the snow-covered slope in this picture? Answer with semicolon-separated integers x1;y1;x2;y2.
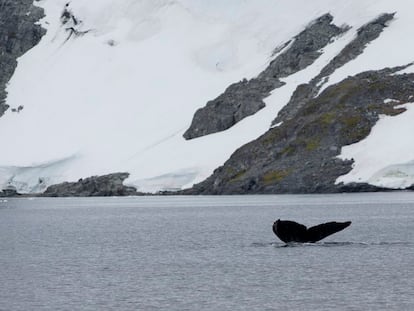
336;103;414;189
1;0;414;193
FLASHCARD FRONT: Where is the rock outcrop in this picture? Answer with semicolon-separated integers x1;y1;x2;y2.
42;173;140;197
0;187;20;197
183;14;346;140
187;68;414;194
0;4;411;196
0;0;45;117
273;13;395;125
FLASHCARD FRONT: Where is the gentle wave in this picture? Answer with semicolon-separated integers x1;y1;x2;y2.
250;241;412;248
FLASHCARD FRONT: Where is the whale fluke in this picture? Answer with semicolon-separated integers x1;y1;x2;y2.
273;219;351;243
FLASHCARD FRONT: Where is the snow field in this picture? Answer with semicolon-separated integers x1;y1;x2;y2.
1;0;413;192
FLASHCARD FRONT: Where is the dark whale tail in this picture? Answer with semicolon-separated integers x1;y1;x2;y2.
273;219;351;243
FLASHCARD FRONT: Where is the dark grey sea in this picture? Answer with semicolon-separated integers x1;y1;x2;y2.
1;193;413;310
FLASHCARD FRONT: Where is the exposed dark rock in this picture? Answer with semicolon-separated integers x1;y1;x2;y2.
60;3;91;41
273;13;395;125
183;78;283;139
258;14;348;80
61;3;79;26
183;14;347;140
42;173;141;197
337;182;391;193
0;187;20;197
273;219;351;243
188;68;414;194
0;0;46;117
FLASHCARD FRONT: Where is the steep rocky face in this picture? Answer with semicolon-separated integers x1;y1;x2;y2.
183;14;346;140
1;3;412;196
0;187;19;197
273;13;395;125
42;173;140;197
0;0;45;117
183;12;408;195
188;68;414;194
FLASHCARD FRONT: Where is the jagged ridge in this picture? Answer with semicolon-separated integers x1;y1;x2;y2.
187;67;414;194
183;14;346;140
273;13;395;125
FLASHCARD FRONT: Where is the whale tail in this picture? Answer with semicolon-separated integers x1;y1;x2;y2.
306;221;351;242
273;219;351;243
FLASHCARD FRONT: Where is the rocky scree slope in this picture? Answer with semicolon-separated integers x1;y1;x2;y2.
273;13;395;125
187;67;414;194
183;14;346;140
183;12;414;194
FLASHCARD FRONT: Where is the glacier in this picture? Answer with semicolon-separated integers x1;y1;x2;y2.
1;0;414;193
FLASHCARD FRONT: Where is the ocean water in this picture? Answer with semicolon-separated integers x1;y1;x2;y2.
0;193;413;310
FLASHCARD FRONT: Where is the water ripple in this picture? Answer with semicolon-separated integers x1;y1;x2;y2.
250;241;413;248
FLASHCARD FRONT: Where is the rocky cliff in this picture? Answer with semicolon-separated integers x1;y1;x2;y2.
42;173;140;197
0;0;45;116
187;67;414;194
0;1;413;196
182;12;414;194
183;14;346;140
